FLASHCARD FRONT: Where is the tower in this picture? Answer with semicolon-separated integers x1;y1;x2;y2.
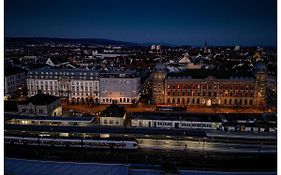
152;63;167;105
254;62;267;107
203;41;208;54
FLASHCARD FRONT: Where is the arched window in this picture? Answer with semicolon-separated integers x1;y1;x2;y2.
192;98;195;104
244;99;248;105
182;98;185;104
229;99;232;105
197;98;200;104
249;100;253;105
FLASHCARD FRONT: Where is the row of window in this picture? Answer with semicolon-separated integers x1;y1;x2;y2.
166;98;253;105
29;76;96;80
103;119;120;125
157;122;172;126
32;71;97;76
6;73;25;80
181;123;212;128
30;85;99;91
102;98;131;103
167;91;254;97
167;84;254;90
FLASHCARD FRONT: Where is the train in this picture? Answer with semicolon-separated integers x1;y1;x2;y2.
4;136;139;150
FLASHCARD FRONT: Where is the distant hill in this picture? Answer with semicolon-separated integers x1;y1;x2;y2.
4;37;144;48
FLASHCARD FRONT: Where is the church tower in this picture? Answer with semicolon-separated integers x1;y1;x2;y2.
203;41;208;54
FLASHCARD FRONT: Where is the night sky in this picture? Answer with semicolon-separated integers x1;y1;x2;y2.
5;0;277;46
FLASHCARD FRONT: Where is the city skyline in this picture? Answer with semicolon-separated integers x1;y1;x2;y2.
5;0;277;46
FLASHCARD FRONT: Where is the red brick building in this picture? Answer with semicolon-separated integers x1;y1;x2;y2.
153;63;267;108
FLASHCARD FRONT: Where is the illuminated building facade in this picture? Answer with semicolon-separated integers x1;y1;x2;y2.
153;63;267;108
27;67;100;103
27;67;141;104
99;71;141;104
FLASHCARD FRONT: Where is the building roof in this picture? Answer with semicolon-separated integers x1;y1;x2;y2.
5;114;95;123
18;93;60;106
100;104;126;118
254;62;267;72
47;57;69;65
154;63;167;71
166;69;255;80
5;124;207;137
4;66;26;76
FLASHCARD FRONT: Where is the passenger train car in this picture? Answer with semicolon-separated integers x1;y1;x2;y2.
4;136;139;150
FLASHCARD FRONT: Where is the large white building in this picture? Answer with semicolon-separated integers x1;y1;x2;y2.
99;71;140;104
27;67;141;104
27;67;100;103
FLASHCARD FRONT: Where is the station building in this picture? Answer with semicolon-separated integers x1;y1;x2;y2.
152;62;267;108
17;92;62;116
99;104;126;126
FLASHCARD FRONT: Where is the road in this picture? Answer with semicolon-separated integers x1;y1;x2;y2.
62;102;276;114
138;138;276;153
